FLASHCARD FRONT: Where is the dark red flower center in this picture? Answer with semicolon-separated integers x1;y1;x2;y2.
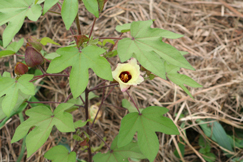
119;71;132;83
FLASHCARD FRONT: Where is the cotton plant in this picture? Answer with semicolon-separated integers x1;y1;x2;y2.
0;0;202;162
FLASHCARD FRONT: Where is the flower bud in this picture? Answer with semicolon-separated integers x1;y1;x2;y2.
89;104;102;124
14;62;28;75
27;36;43;52
25;46;44;67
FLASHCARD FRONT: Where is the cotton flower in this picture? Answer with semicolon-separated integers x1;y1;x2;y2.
112;58;144;92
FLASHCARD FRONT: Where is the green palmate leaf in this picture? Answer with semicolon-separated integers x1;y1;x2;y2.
0;74;35;116
43;0;59;14
82;0;99;18
165;62;202;98
11;103;75;157
118;106;179;162
40;37;61;46
62;0;79;30
117;20;192;80
93;136;145;162
44;145;76;162
0;38;24;58
47;46;112;98
116;23;131;33
0;0;42;47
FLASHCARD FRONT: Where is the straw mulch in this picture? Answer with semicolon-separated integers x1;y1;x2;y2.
1;0;243;161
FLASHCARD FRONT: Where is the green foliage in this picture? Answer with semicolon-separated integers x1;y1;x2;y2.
0;38;24;58
62;0;79;30
40;37;61;46
44;145;76;162
198;120;233;152
122;99;143;113
82;0;99;18
0;74;35;116
93;136;145;162
165;62;202;98
118;106;179;162
117;20;191;81
116;23;131;33
11;103;75;157
74;120;90;129
43;0;59;14
47;46;113;98
0;0;42;47
198;135;216;162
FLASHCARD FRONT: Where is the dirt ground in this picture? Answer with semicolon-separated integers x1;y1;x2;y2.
1;0;243;162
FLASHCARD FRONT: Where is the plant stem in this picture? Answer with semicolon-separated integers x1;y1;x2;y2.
109;33;123;52
89;83;119;92
79;95;85;105
88;127;111;150
84;88;92;162
89;17;97;39
99;37;122;40
37;65;46;74
64;93;72;103
126;90;141;114
88;80;106;91
90;83;106;128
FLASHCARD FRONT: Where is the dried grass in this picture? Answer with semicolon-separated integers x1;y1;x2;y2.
1;0;243;161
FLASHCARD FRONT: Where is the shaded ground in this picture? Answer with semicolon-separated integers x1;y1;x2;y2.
1;0;243;161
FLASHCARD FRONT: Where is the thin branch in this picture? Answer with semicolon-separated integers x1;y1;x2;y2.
88;80;106;91
109;33;123;52
126;90;141;114
90;86;115;128
79;95;85;105
88;127;111;150
89;17;97;39
90;83;105;128
64;93;72;103
38;65;46;74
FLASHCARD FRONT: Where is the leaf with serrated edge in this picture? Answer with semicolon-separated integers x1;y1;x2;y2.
44;145;76;162
0;74;35;116
93;136;145;162
118;106;179;162
11;103;75;157
47;46;112;98
117;20;193;80
0;0;42;47
82;0;99;18
61;0;79;30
